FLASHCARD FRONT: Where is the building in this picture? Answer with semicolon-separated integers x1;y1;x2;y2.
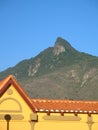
0;75;98;130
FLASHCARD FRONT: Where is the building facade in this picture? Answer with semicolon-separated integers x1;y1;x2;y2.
0;75;98;130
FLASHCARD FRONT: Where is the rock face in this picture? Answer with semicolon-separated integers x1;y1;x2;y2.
53;43;65;56
28;59;40;77
80;68;97;88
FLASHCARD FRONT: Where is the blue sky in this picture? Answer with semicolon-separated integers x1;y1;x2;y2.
0;0;98;71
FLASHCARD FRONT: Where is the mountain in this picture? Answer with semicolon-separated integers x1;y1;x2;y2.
0;37;98;100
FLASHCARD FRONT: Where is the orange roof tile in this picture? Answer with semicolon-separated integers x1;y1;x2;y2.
32;99;98;114
0;75;36;112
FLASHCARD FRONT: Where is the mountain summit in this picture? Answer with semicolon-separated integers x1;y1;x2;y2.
0;37;98;100
53;37;77;56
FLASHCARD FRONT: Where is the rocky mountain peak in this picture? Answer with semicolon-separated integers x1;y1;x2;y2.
53;37;77;56
53;41;65;56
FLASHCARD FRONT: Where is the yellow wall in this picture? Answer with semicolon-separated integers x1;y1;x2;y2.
1;84;98;130
34;112;98;130
0;85;36;130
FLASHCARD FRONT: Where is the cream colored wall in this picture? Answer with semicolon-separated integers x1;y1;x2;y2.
0;85;36;130
35;112;98;130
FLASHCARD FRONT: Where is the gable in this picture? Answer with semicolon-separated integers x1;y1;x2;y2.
0;75;36;112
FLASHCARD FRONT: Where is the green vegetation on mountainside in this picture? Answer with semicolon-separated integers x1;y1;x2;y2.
0;37;98;100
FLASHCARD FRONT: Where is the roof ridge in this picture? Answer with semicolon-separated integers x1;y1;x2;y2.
31;98;98;103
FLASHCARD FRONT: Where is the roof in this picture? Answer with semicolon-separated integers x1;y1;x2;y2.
32;99;98;114
0;75;36;112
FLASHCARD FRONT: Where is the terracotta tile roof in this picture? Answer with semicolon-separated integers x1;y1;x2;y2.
32;99;98;114
0;75;36;112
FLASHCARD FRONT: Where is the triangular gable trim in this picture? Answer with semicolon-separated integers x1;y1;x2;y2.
0;75;36;112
